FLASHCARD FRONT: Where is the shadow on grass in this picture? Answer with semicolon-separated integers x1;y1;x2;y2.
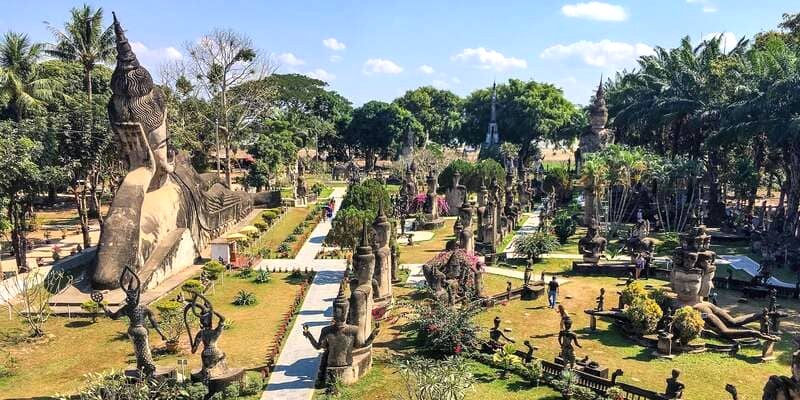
64;320;93;328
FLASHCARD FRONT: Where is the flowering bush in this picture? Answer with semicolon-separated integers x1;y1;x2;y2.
411;193;449;215
624;297;663;335
413;297;482;356
619;280;647;307
673;306;704;344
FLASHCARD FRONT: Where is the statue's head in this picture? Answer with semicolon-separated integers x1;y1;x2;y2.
109;13;164;132
697;251;717;298
563;316;573;331
671;268;702;305
120;265;141;305
333;285;349;324
493;316;501;329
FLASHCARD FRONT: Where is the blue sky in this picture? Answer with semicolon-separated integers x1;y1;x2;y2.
1;1;797;106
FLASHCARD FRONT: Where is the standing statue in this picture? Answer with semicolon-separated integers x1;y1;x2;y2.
296;159;308;206
558;317;581;368
488;316;515;350
523;264;532;287
761;341;800;400
349;223;375;343
663;369;685;399
372;201;393;301
578;219;607;263
303;285;379;389
95;266;166;378
184;292;239;383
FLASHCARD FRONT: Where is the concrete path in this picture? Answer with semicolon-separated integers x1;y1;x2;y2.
719;255;794;288
483;266;568;285
402;264;426;288
504;210;541;259
261;187;347;400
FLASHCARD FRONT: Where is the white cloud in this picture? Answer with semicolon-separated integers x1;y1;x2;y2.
330;54;343;63
418;65;435;74
540;39;653;67
323;37;346;51
276;52;305;66
363;58;403;75
703;32;739;52
686;0;718;13
561;2;628;22
432;79;449;89
451;77;461;84
305;68;336;82
451;47;527;71
130;41;182;68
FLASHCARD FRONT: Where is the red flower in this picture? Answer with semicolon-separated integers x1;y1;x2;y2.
454;343;462;354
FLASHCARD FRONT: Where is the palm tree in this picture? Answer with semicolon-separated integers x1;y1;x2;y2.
0;31;56;120
45;4;114;122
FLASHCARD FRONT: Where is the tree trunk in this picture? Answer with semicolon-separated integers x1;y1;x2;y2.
89;171;103;227
72;185;91;249
365;149;375;171
225;137;232;187
47;184;57;205
785;143;800;236
9;201;28;271
748;134;766;211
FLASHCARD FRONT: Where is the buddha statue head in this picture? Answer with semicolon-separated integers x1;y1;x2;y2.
333;285;349;325
671;265;703;305
697;251;717;298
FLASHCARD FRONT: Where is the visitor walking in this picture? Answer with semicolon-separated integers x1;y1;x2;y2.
548;276;559;309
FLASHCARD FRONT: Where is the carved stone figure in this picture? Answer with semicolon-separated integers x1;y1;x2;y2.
663;369;685;399
457;201;475;253
476;181;489;243
488;316;515;350
295;159;308;206
350;224;375;343
91;14;269;291
372;202;393;301
303;285;379;389
422;248;484;304
578;79;614;158
761;344;800;400
671;221;778;342
445;171;467;216
184;292;242;385
595;288;605;311
558;317;581;368
578;220;607;262
423;170;439;218
96;266;165;378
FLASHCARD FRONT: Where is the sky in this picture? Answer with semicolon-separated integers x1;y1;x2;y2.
1;0;798;106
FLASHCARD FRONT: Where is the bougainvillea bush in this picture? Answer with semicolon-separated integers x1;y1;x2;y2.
412;296;482;356
411;193;450;215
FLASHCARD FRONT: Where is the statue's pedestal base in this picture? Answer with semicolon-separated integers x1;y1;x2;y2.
589;314;597;331
582;256;600;264
326;346;372;386
521;284;544;300
191;367;245;393
124;366;176;382
655;334;675;359
418;217;445;230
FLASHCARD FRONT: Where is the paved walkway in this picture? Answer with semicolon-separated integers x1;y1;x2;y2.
402;264;426;288
504;210;540;259
261;187;347;400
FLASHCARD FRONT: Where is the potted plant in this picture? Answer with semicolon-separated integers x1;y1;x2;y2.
492;343;521;379
155;300;185;353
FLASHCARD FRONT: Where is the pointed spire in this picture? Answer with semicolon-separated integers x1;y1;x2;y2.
111;12;140;71
360;218;370;247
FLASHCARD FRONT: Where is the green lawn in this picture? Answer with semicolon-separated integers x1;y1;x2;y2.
247;207;315;258
398;219;456;264
0;272;306;398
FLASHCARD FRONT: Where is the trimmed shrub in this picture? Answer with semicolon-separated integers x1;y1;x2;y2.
649;287;671;312
512;232;560;262
624;297;663;335
254;221;268;232
233;290;257;306
278;242;291;254
182;279;204;294
292;225;304;235
673;306;704;345
202;260;226;281
552;211;577;244
238;267;254;279
240;371;265;395
80;300;102;323
286;234;297;243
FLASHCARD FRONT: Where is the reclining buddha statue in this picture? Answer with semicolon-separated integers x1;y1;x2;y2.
92;14;274;290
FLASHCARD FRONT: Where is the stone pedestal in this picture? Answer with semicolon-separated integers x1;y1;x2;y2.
124;366;176;382
583;256;600;264
589;314;597;331
761;341;776;362
656;334;674;358
192;367;245;394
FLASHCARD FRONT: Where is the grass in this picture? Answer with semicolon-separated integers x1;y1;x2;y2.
476;275;799;400
0;272;304;398
398;219;456;264
247;207;315;258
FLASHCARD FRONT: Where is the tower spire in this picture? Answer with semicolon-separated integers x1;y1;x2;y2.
485;81;500;146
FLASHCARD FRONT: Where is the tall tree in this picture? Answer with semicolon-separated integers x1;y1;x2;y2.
185;28;271;187
394;86;463;146
460;79;580;165
0;31;57;120
344;101;422;170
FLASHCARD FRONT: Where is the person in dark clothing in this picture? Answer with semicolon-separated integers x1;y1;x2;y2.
548;276;559;309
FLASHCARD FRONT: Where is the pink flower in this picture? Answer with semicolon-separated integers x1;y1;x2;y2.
454;343;462;354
